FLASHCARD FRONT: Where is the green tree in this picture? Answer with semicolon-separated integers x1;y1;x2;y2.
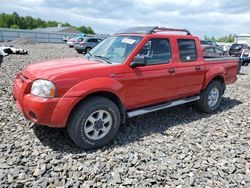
10;24;19;29
0;12;95;34
204;34;235;43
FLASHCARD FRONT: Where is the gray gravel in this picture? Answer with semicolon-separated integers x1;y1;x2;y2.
0;43;250;187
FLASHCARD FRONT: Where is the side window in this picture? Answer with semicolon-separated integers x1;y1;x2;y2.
87;39;95;42
136;38;171;65
215;48;223;55
204;47;215;54
177;39;197;62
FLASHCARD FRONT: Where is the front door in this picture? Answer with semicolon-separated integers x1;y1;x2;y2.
122;38;177;109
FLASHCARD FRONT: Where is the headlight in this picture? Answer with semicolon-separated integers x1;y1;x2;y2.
31;79;56;98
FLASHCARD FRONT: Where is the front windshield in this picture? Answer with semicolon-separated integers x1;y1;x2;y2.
85;36;142;64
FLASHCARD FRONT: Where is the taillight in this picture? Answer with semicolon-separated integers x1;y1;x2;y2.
80;42;85;46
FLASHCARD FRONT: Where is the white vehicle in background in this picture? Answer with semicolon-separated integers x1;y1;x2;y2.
66;37;77;47
0;47;8;56
63;35;70;42
219;45;230;54
1;45;28;55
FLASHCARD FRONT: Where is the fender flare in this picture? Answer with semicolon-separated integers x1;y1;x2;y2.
203;66;226;89
50;78;125;127
63;78;124;98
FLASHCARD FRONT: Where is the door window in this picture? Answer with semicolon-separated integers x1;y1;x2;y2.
177;39;197;62
136;38;171;65
204;47;215;54
215;47;223;55
87;38;98;42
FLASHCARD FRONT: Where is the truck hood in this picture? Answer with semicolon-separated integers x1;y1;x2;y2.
22;58;106;80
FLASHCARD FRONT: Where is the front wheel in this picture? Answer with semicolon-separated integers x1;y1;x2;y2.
67;97;121;149
196;81;223;113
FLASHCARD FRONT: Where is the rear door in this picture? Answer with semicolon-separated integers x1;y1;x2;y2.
173;38;206;98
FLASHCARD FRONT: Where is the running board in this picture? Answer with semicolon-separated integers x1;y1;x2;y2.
127;96;200;118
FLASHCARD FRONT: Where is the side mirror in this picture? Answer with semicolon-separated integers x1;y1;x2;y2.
130;56;147;68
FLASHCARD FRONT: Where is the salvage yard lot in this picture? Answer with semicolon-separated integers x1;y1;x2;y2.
0;43;250;187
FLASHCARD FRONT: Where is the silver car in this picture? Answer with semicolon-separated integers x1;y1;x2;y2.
74;37;102;53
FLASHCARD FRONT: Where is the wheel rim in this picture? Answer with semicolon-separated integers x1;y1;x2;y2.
208;87;220;107
83;110;112;140
86;48;91;53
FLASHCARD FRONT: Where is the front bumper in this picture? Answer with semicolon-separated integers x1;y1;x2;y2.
13;74;80;128
74;45;85;51
229;51;241;56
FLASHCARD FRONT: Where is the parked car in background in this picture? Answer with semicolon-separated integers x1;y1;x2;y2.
240;49;250;66
229;43;248;57
0;50;4;66
63;35;70;42
219;45;230;54
13;26;239;149
67;37;77;47
200;40;218;47
74;37;102;53
202;45;227;58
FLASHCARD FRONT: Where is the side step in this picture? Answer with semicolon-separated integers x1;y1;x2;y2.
127;96;200;118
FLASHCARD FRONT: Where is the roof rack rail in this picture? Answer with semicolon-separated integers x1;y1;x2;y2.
114;26;191;35
152;26;192;35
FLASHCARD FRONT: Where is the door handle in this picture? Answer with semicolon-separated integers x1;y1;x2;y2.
168;68;175;74
195;66;201;71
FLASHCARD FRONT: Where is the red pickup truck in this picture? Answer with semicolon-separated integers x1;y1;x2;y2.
13;26;238;149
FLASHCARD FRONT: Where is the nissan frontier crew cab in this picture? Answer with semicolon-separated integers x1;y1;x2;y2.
13;26;239;149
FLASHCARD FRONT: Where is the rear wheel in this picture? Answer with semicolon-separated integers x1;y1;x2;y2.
85;47;91;53
196;81;223;113
67;97;121;149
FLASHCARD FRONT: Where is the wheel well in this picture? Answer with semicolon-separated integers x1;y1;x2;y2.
68;91;126;125
210;76;226;92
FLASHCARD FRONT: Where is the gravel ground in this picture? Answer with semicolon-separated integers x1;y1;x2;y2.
0;43;250;187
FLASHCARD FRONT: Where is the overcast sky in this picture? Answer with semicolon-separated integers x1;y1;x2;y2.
1;0;250;38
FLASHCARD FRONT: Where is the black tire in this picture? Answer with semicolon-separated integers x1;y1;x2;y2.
67;96;121;149
77;50;83;54
85;47;91;53
196;81;223;113
238;61;242;74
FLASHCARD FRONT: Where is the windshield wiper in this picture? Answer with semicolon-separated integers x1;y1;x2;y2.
93;55;112;64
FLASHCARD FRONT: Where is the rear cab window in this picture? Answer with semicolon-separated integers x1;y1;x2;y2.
177;39;197;62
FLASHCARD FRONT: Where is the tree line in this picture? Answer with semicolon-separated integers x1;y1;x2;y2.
0;12;95;34
204;34;235;43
